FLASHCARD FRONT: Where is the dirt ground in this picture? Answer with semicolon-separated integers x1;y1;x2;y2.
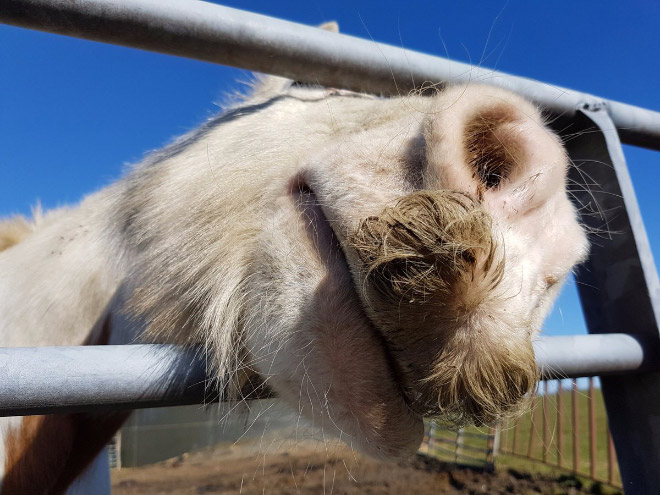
111;437;613;495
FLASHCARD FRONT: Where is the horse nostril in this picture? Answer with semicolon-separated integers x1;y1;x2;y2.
348;189;503;329
347;189;537;424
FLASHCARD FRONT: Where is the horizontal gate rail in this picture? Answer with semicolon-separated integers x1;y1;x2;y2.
1;0;660;150
0;345;209;416
0;334;655;417
534;334;657;380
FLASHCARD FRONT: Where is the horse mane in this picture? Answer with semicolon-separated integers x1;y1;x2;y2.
0;216;35;252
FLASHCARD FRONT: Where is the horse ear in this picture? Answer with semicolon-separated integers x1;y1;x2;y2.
319;21;339;33
248;22;340;100
247;73;292;101
424;85;568;216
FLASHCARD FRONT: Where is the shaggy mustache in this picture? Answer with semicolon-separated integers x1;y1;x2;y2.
349;190;501;317
348;190;538;424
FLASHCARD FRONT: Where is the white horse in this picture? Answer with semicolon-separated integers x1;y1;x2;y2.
0;67;588;492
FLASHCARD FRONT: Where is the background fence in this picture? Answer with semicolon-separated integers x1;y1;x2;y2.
421;378;622;489
420;425;496;470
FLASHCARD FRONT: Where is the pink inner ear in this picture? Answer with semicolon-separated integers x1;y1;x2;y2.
463;105;525;198
468;109;568;216
318;21;339;33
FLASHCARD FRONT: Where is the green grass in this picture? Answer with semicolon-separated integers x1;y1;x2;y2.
421;383;622;491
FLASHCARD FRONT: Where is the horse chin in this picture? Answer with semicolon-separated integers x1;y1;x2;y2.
243;186;424;459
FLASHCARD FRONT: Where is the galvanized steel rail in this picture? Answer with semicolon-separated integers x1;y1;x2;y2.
0;334;655;417
0;345;208;416
2;0;660;149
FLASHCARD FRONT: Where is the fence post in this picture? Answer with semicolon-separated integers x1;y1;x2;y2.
485;428;496;470
501;420;509;454
607;425;616;485
589;377;597;480
455;428;464;464
527;397;537;459
512;419;519;455
572;379;580;473
492;426;501;459
563;105;660;494
542;380;549;463
428;422;436;455
557;380;564;468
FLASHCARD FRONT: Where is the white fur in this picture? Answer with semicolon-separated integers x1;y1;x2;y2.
0;80;588;491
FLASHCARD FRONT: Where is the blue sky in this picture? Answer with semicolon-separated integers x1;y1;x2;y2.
1;0;659;338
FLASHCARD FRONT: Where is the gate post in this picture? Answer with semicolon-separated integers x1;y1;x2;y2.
562;105;660;493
